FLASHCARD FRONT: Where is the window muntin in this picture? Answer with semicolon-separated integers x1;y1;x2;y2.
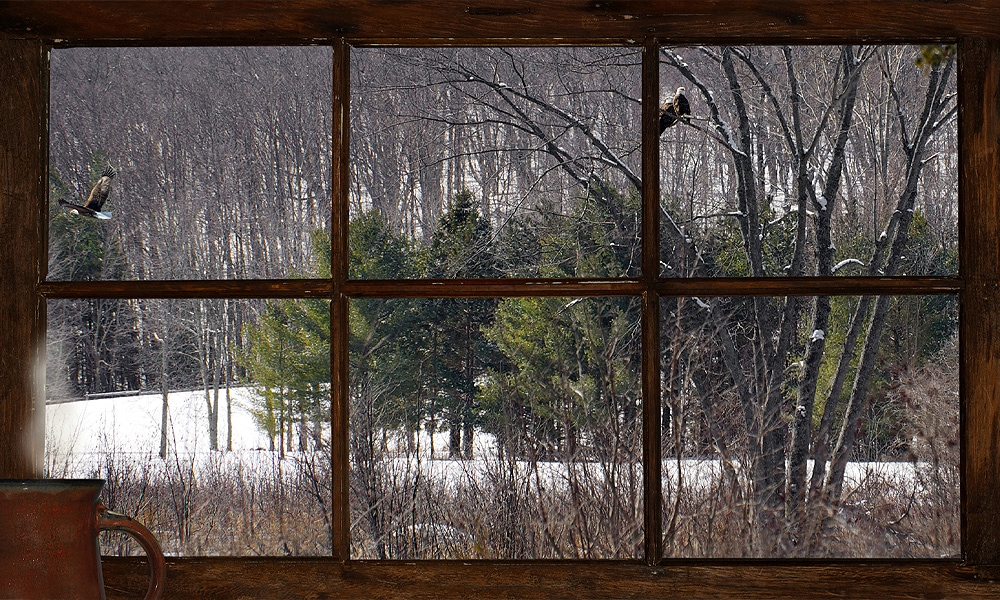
48;47;333;281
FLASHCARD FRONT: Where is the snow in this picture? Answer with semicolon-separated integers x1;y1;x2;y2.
719;121;740;152
816;194;828;211
832;258;865;274
44;389;935;497
46;388;272;459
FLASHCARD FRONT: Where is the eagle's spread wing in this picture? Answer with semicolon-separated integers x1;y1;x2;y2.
83;165;116;212
58;198;112;219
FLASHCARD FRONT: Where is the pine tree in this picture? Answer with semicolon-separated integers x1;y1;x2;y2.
238;230;331;454
418;190;499;459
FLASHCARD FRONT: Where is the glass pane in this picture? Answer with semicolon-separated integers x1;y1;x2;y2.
658;45;957;277
350;47;641;279
350;297;642;558
660;294;958;557
46;297;332;556
48;47;332;280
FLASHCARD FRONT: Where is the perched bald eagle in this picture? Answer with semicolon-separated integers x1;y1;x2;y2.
659;87;693;135
659;101;679;134
59;165;116;220
673;86;691;119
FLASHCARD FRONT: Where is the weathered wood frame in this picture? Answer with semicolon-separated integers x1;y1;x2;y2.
2;2;998;597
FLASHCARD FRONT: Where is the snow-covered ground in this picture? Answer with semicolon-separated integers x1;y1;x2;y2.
45;387;928;492
46;387;272;460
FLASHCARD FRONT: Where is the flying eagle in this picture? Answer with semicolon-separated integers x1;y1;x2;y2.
59;165;116;220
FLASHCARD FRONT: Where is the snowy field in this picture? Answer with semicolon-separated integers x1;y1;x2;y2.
47;387;272;459
45;387;925;491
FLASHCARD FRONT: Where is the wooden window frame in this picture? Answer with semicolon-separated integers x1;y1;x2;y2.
2;2;999;597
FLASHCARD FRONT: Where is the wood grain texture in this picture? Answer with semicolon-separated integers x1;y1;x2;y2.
960;37;1000;569
0;1;998;42
641;42;662;566
0;39;45;479
641;291;661;565
330;38;351;560
0;1;997;597
99;558;998;599
656;276;962;297
330;294;350;560
36;276;960;300
38;279;334;298
343;276;960;298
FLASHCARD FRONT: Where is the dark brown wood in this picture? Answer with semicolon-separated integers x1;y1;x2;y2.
343;278;647;298
642;41;660;283
0;39;45;479
341;276;961;298
330;293;350;560
641;41;662;566
960;37;1000;570
34;275;959;301
1;1;998;42
38;279;333;298
330;38;351;560
100;558;998;599
0;2;997;598
641;291;662;565
332;38;350;290
657;276;962;297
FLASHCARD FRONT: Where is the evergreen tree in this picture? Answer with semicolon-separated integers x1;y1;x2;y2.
349;211;421;444
482;185;642;461
419;190;499;458
238;230;331;454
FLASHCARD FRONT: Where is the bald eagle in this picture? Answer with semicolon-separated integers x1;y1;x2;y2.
659;101;679;134
659;87;693;135
673;86;691;119
59;165;116;220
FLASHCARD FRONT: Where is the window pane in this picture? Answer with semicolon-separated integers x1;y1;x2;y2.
46;298;332;556
660;294;958;557
48;47;332;280
350;47;641;279
350;297;642;558
659;46;957;278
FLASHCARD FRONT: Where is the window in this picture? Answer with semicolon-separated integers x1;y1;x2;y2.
3;2;1000;597
45;47;334;557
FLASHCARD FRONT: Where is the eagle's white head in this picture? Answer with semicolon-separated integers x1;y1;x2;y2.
676;86;687;96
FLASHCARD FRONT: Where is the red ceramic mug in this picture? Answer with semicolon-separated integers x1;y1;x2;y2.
0;479;165;600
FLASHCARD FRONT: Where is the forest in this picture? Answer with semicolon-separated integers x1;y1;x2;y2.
46;45;958;559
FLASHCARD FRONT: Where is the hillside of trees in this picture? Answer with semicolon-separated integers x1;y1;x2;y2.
46;45;957;559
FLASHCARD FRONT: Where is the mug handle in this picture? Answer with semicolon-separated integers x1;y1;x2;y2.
97;502;166;600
